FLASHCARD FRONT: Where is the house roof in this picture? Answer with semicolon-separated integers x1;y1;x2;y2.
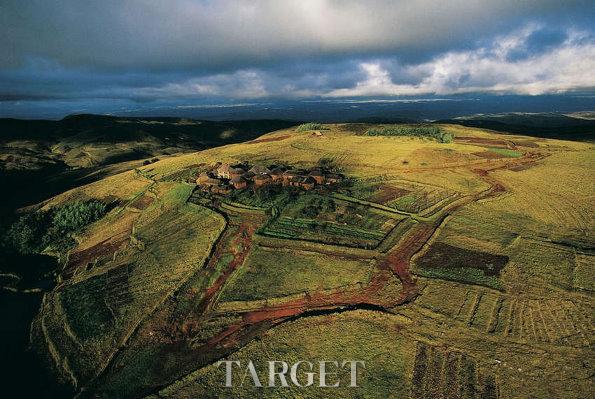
270;167;286;175
202;178;221;185
254;173;272;180
249;165;271;174
229;167;245;175
230;176;246;183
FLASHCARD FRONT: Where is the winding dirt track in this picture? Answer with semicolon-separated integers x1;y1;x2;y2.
89;147;548;397
170;150;547;374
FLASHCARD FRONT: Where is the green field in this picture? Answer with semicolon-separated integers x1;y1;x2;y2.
261;194;401;248
220;246;375;301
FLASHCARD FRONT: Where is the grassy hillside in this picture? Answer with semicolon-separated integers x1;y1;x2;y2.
0;115;296;170
439;112;595;141
9;122;592;398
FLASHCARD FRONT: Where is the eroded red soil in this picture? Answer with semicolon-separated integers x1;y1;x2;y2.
91;142;550;397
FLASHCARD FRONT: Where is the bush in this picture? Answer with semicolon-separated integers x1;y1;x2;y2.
365;124;453;143
3;212;51;254
440;133;454;143
2;200;108;255
295;123;328;132
317;156;345;173
52;201;107;233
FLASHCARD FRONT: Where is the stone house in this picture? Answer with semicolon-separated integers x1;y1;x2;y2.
308;169;325;184
253;174;272;187
216;164;245;179
230;176;248;189
249;165;271;175
269;167;286;182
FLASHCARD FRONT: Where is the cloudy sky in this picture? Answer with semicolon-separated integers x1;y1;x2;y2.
1;0;594;118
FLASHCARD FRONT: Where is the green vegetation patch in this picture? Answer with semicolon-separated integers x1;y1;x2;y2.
439;212;519;247
487;147;522;158
227;184;301;208
365;124;453;143
2;200;108;255
220;246;375;301
261;194;400;248
295;122;329;132
415;267;504;291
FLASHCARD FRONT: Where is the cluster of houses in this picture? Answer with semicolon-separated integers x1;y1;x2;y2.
195;162;343;194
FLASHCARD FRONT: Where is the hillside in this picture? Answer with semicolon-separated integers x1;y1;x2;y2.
0;115;296;171
439;112;595;141
0;115;296;219
5;123;593;398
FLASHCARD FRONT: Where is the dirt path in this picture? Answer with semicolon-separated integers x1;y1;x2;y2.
94;147;549;397
183;147;546;361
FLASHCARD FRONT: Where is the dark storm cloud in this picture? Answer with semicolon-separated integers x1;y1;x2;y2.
3;0;593;71
0;0;594;113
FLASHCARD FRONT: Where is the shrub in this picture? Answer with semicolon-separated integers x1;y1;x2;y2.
440;132;454;143
3;212;51;254
365;124;453;143
317;155;347;173
52;201;107;233
295;123;328;132
2;200;108;255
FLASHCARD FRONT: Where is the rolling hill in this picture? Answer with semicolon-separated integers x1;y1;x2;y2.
2;122;593;398
438;112;595;141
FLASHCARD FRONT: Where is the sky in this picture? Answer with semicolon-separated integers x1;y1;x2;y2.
1;0;594;119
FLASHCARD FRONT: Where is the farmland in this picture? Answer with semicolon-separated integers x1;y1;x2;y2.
14;122;593;398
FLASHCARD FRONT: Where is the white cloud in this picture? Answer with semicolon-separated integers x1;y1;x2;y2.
326;27;595;97
133;70;269;99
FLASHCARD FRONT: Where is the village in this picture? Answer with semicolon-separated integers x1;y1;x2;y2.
195;162;344;194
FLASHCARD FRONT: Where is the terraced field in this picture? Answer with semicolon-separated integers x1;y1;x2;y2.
27;123;594;398
410;342;499;399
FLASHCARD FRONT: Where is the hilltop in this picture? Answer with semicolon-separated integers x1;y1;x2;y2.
4;123;593;398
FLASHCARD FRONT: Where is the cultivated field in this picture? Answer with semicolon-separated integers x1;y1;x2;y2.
27;123;594;398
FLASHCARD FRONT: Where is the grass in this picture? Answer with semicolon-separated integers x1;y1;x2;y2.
414;266;504;290
158;310;414;399
365;124;453;143
219;246;375;301
488;147;522;158
506;238;576;291
37;183;226;384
